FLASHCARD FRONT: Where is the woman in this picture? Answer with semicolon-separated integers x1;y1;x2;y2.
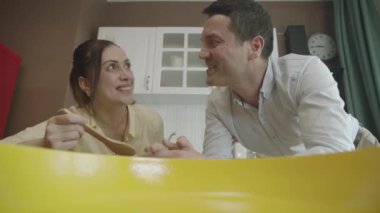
3;39;164;156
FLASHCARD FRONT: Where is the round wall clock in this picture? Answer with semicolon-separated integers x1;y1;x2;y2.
307;33;337;61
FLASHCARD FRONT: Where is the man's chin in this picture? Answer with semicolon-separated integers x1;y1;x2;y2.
206;79;226;87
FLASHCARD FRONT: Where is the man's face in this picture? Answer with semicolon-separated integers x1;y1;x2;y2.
199;15;250;86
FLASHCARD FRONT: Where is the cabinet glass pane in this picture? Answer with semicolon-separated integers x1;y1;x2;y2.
187;51;205;67
162;52;183;67
163;34;184;48
188;34;201;48
161;70;183;87
187;71;207;87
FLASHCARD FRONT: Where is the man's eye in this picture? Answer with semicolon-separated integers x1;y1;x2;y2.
212;40;221;47
207;40;219;48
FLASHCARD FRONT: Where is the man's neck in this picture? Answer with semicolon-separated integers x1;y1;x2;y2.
230;58;268;108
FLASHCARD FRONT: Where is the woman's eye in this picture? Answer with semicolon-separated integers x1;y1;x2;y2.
125;62;131;69
106;63;118;71
105;61;131;72
107;64;114;70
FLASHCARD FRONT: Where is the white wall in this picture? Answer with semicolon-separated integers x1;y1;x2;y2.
142;103;206;152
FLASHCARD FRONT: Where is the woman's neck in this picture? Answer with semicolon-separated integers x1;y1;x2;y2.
90;103;129;140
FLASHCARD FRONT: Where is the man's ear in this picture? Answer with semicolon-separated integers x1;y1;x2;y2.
248;36;265;60
79;76;91;96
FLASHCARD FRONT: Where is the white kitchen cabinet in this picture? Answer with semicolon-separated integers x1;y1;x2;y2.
98;27;156;94
153;27;211;95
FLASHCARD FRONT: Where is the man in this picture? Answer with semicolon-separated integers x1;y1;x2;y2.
149;0;378;159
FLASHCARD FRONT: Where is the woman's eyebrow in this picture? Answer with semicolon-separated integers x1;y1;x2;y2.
101;60;117;65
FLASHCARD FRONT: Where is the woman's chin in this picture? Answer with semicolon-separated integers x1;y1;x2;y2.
116;95;134;106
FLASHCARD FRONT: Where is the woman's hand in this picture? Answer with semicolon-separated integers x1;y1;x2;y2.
44;107;87;150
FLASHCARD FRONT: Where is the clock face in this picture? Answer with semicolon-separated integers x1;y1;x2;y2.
308;33;337;61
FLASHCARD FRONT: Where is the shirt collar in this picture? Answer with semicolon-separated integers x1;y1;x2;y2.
260;57;275;100
231;90;248;108
126;105;136;140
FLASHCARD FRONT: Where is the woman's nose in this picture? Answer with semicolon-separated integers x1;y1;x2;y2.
120;68;133;80
199;48;210;59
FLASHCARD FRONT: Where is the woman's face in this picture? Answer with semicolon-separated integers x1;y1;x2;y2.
94;45;135;106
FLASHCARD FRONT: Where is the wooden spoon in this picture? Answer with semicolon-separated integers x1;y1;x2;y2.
57;108;136;156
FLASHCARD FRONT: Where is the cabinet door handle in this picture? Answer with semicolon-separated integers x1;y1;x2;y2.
145;75;151;91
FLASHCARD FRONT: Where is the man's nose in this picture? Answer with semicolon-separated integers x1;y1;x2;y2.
199;48;210;59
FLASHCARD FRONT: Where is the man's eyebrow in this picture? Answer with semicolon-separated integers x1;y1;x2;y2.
205;33;221;41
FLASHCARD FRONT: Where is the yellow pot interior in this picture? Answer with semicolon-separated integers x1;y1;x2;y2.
0;143;379;212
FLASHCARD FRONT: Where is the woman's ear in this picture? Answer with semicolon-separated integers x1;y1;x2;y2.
79;76;91;96
248;36;265;60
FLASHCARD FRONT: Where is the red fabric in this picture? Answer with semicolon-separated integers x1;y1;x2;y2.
0;43;22;138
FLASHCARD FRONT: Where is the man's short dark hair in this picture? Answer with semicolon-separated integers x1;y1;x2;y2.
203;0;273;59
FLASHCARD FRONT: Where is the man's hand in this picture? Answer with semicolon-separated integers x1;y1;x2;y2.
148;136;207;159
